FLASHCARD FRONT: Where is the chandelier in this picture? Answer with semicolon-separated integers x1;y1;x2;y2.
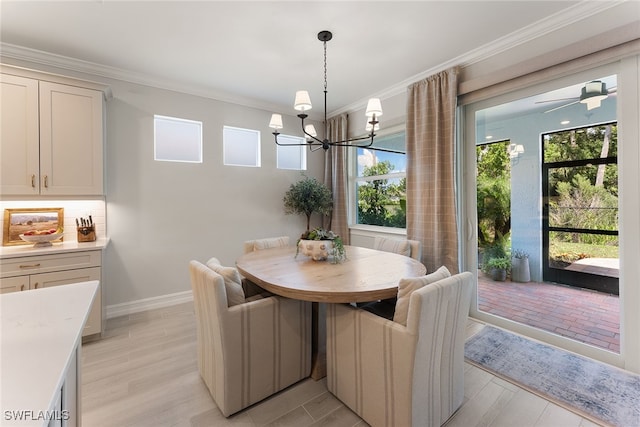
269;30;382;151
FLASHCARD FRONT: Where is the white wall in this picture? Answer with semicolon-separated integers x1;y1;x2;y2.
104;81;325;306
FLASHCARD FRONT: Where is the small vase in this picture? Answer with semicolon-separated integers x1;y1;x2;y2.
298;239;334;261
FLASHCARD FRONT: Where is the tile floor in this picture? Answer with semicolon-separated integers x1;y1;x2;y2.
477;272;620;352
81;302;603;427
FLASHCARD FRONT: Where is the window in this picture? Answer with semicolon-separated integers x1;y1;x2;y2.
223;126;261;167
154;115;202;163
276;135;307;170
351;131;406;228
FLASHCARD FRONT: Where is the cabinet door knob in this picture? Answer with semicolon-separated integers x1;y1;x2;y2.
31;174;36;188
43;175;49;188
20;284;25;291
33;282;39;289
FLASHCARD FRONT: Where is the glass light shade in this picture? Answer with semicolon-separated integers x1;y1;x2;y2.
294;91;312;111
304;124;317;139
365;98;383;117
579;81;607;110
269;113;283;129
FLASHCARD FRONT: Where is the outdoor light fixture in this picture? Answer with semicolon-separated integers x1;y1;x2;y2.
579;81;608;110
269;30;382;151
508;143;525;159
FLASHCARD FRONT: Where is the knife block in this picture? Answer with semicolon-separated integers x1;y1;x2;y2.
77;225;96;242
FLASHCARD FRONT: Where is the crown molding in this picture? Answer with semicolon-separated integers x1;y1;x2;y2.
330;0;627;117
0;42;291;117
0;0;624;119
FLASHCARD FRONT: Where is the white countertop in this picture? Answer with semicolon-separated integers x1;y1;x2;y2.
0;281;99;426
0;238;109;259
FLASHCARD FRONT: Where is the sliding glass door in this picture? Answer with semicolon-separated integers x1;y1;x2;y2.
462;64;627;365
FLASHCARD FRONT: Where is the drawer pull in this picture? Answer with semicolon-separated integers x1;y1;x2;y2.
33;282;39;289
19;263;41;269
20;284;25;291
43;175;49;188
31;174;36;188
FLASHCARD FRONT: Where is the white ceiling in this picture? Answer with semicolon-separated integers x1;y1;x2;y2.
0;1;634;118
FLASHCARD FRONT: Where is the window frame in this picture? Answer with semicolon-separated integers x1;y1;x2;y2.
153;115;203;163
223;125;261;167
348;127;407;232
276;134;307;170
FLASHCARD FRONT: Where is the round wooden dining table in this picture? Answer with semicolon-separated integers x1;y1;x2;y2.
236;244;427;380
236;245;427;304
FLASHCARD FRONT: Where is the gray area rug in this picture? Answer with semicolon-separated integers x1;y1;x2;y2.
464;326;640;427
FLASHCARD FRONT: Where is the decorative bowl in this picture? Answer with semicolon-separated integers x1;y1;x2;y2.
298;239;335;261
19;233;63;247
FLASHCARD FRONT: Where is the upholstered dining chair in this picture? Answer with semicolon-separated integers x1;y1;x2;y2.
243;235;290;254
373;236;422;261
361;237;423;313
327;271;473;427
189;260;312;417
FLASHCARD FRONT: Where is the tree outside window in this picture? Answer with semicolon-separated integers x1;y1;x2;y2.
354;133;407;228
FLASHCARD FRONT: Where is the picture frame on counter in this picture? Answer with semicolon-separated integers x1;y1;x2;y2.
3;207;64;246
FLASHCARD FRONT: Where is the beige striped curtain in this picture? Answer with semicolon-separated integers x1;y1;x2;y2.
323;113;350;244
406;67;459;273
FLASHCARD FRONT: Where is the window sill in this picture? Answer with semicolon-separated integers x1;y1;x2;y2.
349;224;407;237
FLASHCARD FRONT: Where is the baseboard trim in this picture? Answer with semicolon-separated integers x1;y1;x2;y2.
106;290;193;319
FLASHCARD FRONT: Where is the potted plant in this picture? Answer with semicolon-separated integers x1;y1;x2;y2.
283;175;333;232
296;227;346;263
511;249;530;282
483;256;510;281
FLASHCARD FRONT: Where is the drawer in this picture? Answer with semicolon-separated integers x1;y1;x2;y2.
0;250;101;278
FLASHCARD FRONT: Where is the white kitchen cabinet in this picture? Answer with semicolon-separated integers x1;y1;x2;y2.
0;275;29;293
0;72;104;196
0;74;39;195
31;267;102;336
0;250;104;338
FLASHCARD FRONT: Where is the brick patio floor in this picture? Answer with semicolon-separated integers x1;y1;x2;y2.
477;272;620;353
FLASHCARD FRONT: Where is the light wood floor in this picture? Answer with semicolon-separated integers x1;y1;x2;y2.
81;302;603;427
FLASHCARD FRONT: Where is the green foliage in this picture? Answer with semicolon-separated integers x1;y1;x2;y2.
482;256;511;274
283;175;333;232
476;142;511;247
545;124;618;196
549;174;618;246
545;123;619;264
357;161;406;227
512;249;528;259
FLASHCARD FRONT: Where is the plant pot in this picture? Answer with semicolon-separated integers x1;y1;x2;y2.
511;257;530;282
298;239;335;261
490;268;507;281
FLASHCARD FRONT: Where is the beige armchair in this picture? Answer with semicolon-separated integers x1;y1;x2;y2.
189;260;312;417
327;271;473;427
373;236;422;261
243;235;290;254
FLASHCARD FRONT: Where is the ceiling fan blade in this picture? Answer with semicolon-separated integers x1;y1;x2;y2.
535;97;579;104
544;100;580;113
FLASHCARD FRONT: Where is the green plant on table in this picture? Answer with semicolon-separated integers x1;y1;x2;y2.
283;175;333;232
297;227;346;263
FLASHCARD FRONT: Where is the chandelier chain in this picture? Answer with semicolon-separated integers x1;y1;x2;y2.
323;40;328;92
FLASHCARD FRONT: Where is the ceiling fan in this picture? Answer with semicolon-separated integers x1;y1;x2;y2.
536;80;617;113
